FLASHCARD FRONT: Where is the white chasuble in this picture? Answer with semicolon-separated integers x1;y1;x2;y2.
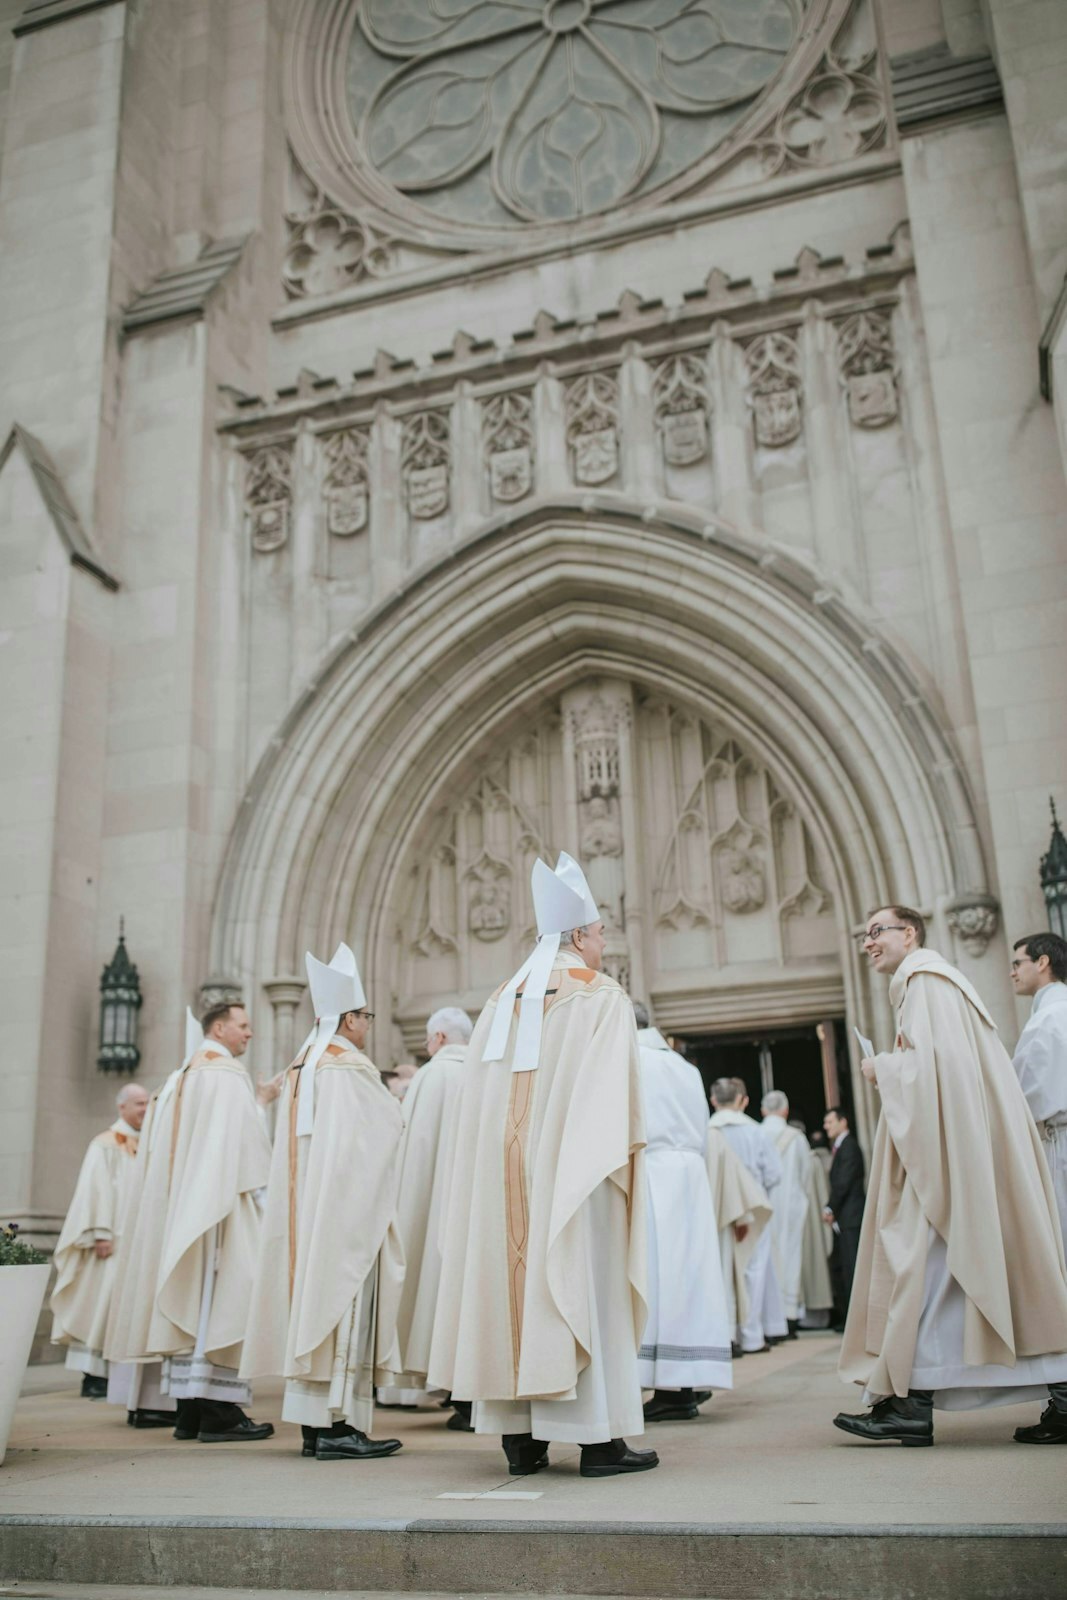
428;952;647;1445
705;1126;773;1339
636;1029;732;1391
1013;982;1067;1244
708;1110;785;1351
50;1120;140;1375
762;1117;812;1322
240;1040;405;1430
104;1047;270;1404
840;950;1067;1407
389;1042;467;1392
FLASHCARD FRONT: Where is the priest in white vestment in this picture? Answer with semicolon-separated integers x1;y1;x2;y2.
836;907;1067;1446
761;1091;813;1335
799;1142;834;1330
709;1079;785;1353
106;1001;273;1443
634;1006;732;1421
50;1083;148;1397
242;943;406;1461
429;852;656;1479
705;1122;773;1344
380;1005;474;1427
1009;929;1067;1443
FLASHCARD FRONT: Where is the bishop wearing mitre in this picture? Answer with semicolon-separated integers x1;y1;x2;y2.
50;1082;149;1397
241;943;405;1461
429;852;656;1479
106;999;273;1443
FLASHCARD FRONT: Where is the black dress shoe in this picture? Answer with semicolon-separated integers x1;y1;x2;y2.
446;1405;474;1432
731;1342;744;1359
766;1334;787;1346
833;1393;933;1447
198;1413;275;1443
690;1390;712;1406
787;1319;800;1339
131;1408;178;1429
315;1428;402;1460
580;1438;659;1477
1014;1402;1067;1444
80;1373;108;1400
502;1431;549;1475
173;1399;201;1440
643;1391;699;1423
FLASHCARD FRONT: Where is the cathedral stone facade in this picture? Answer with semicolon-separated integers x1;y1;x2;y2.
2;0;1066;1243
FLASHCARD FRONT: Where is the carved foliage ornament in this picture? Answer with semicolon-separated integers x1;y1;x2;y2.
483;391;534;503
348;0;801;228
245;444;292;553
565;371;619;486
745;331;803;448
946;894;999;959
652;352;710;466
402;410;450;518
837;308;897;428
323;428;370;535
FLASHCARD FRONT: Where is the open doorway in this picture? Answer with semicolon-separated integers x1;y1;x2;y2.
672;1019;851;1138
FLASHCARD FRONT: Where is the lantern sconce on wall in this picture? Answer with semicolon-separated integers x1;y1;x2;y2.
1040;797;1067;940
97;918;142;1073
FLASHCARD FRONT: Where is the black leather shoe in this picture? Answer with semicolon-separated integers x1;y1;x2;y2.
315;1429;402;1460
643;1391;699;1423
833;1394;933;1447
580;1438;659;1477
690;1390;712;1406
731;1342;744;1359
173;1400;201;1440
502;1432;549;1475
131;1408;177;1429
787;1319;800;1339
198;1414;275;1443
81;1373;108;1400
1014;1402;1067;1444
446;1405;474;1432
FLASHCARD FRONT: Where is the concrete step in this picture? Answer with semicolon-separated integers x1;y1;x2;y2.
2;1515;1065;1599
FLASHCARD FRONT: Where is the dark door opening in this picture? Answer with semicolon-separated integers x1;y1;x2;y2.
673;1018;851;1139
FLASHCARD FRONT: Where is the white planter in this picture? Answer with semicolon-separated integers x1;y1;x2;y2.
0;1263;50;1466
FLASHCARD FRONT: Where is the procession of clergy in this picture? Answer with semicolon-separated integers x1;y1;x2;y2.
50;852;1067;1476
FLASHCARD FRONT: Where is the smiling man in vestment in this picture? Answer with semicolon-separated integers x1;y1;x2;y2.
836;906;1067;1446
429;852;655;1479
50;1082;148;1397
241;943;405;1461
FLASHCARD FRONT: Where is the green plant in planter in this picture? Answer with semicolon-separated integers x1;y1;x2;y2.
0;1222;48;1265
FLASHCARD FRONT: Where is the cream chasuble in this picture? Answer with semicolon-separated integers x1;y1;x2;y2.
50;1119;140;1376
104;1046;270;1403
762;1117;811;1322
240;1039;405;1430
799;1148;834;1328
428;951;647;1445
389;1041;467;1392
1013;982;1067;1242
705;1125;773;1339
708;1110;786;1351
840;949;1067;1406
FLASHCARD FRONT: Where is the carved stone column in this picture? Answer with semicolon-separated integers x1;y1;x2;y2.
560;678;643;996
263;975;307;1070
620;342;658;502
451;379;483;536
369;405;405;598
534;367;569;495
708;322;757;530
289;418;324;699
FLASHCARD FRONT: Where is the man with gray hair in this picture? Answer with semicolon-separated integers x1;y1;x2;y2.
385;1004;474;1424
761;1090;813;1337
710;1077;785;1354
51;1082;149;1399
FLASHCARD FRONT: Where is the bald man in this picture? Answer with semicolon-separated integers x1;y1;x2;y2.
51;1083;149;1396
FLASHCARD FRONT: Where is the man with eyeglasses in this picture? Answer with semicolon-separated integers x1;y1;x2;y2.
1010;931;1067;1444
834;905;1067;1447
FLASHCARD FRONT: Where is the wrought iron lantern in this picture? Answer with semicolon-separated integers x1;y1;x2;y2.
97;919;142;1073
1040;797;1067;940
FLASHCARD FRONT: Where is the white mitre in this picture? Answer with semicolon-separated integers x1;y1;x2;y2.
297;942;367;1135
483;851;600;1073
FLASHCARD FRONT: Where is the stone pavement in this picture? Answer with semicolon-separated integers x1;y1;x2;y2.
1;1334;1063;1598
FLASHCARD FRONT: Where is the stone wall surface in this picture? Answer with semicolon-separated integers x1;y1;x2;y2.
0;0;1064;1234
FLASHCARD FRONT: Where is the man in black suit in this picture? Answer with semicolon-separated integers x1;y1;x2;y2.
822;1106;864;1328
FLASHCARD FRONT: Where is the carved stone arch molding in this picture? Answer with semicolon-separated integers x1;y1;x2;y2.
282;0;885;264
211;498;990;1147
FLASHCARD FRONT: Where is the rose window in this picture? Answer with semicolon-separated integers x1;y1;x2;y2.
345;0;802;227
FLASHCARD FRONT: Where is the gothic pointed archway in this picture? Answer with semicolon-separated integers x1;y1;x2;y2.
210;496;992;1145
